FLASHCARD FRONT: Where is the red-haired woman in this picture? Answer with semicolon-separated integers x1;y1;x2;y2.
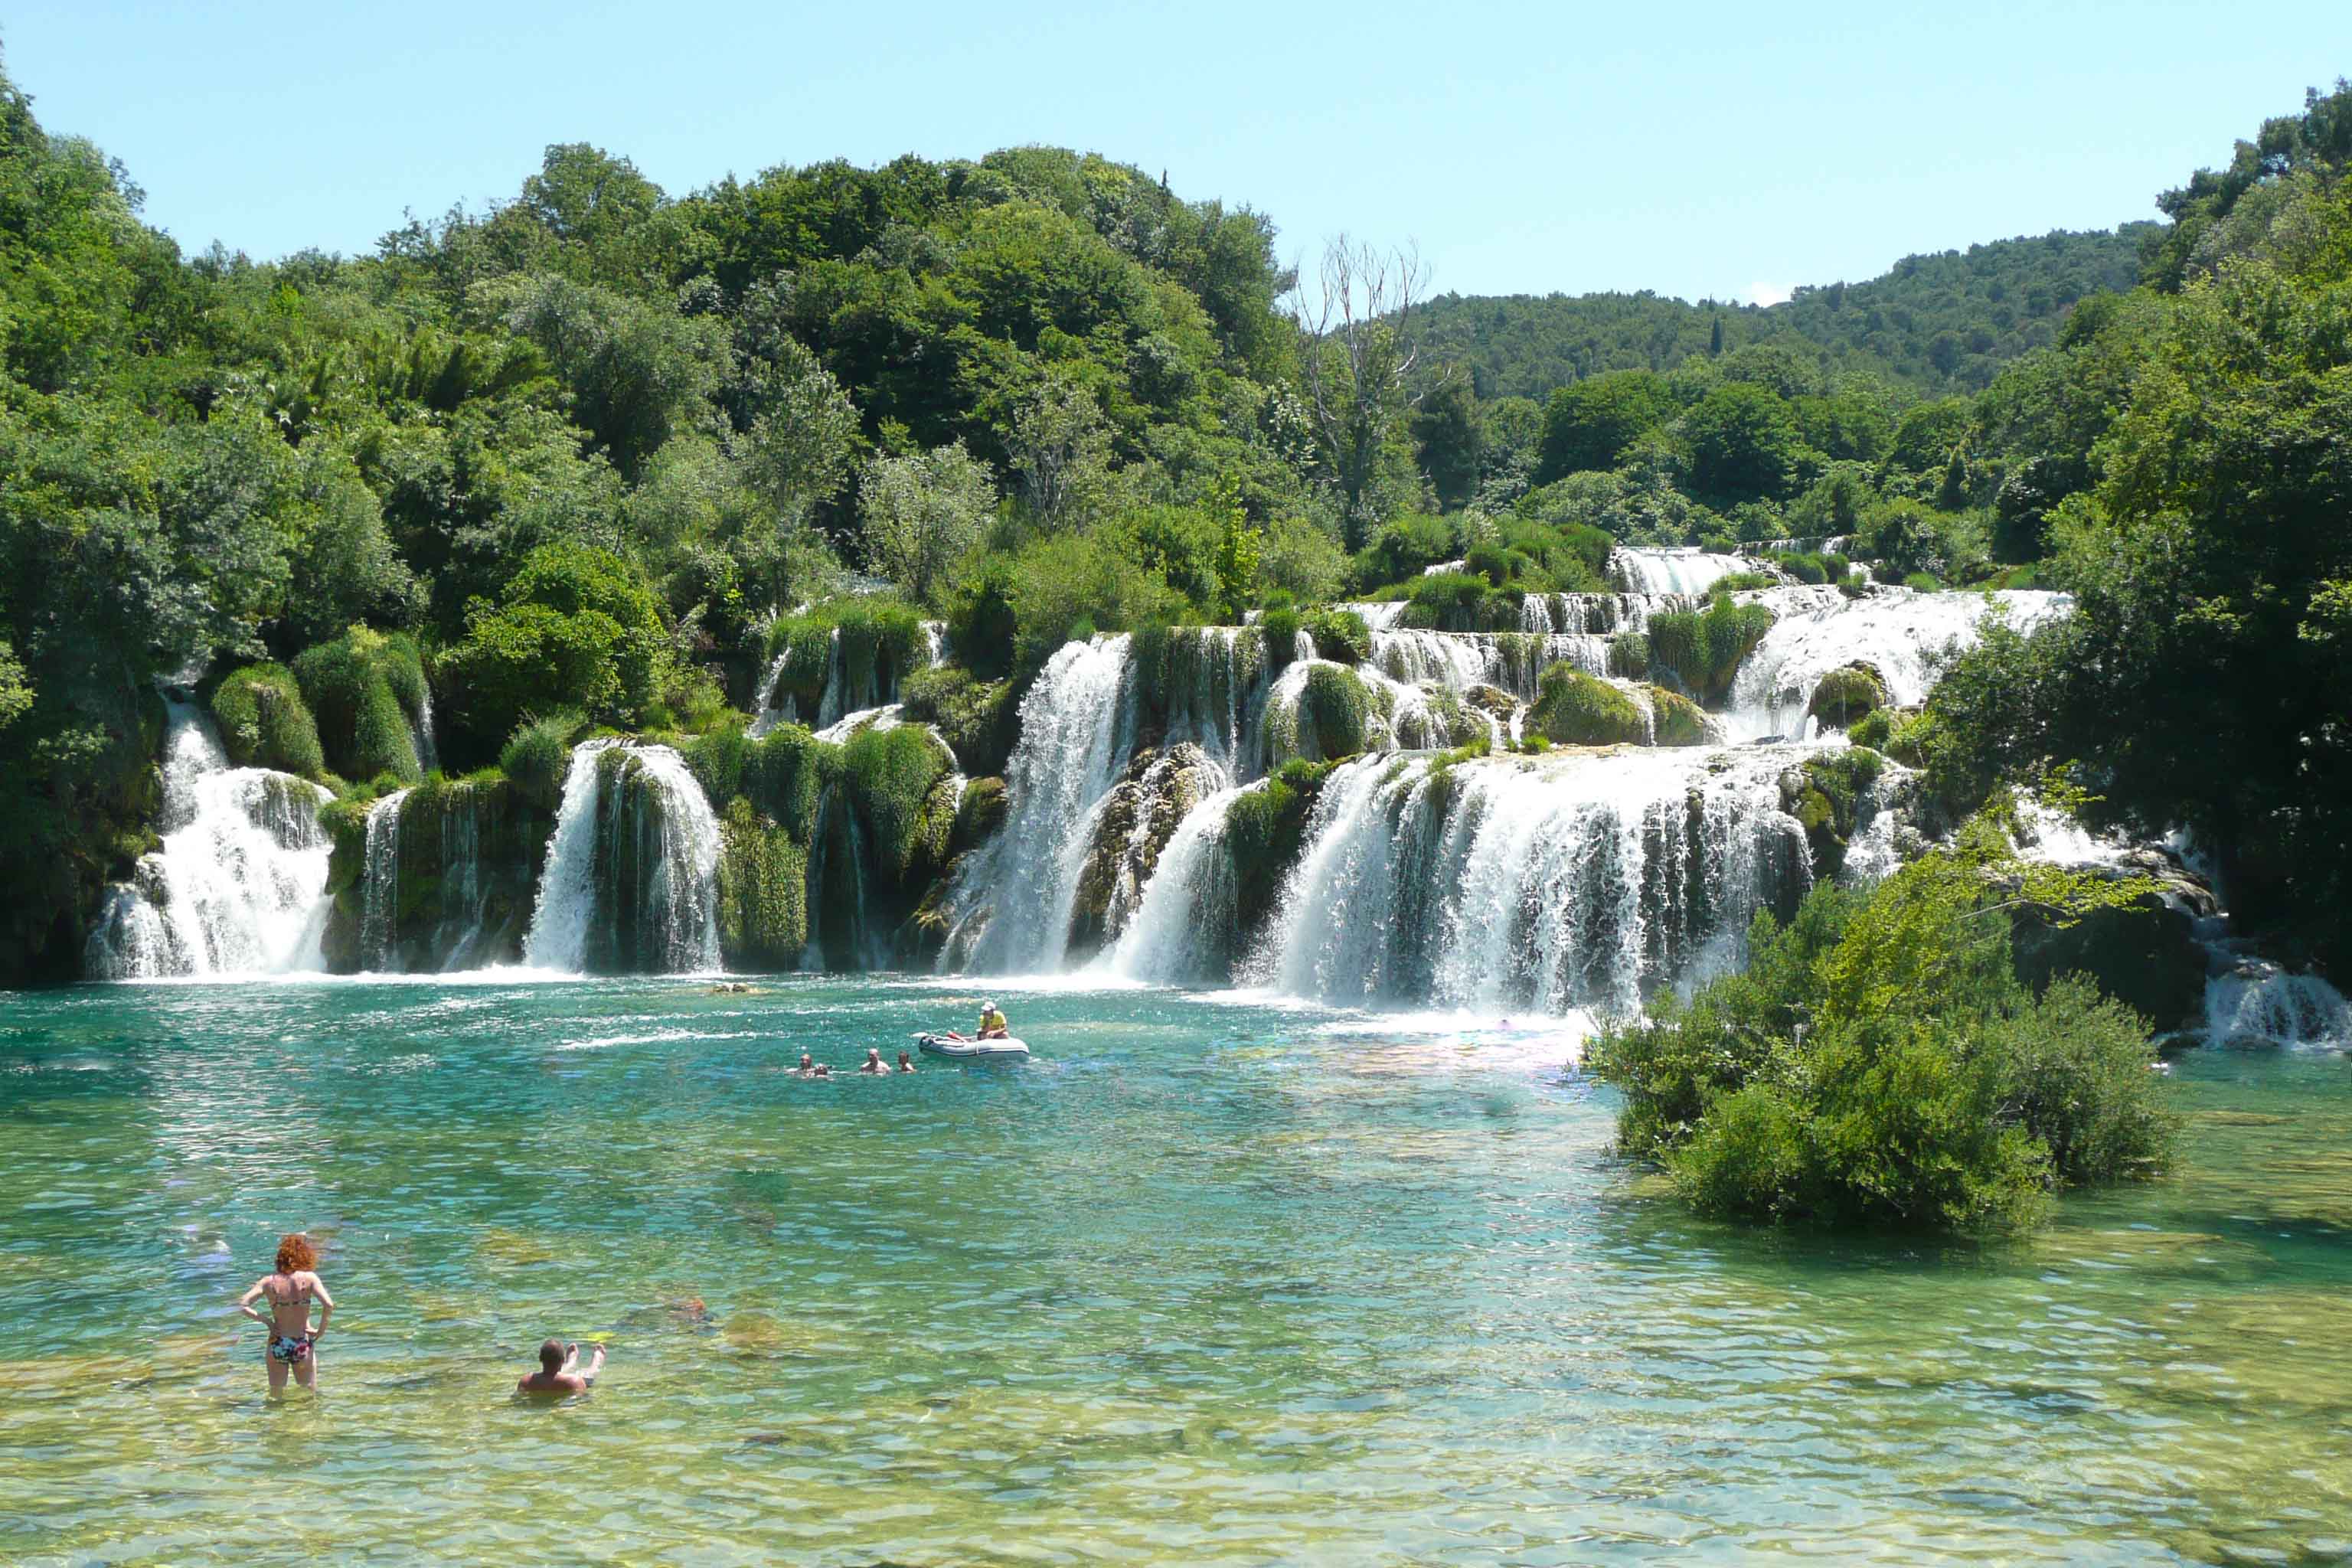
238;1233;335;1394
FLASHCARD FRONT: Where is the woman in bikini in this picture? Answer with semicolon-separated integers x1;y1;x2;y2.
237;1233;335;1395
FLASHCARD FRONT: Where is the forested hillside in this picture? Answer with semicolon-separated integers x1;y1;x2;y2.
2;41;2348;988
1414;225;2154;402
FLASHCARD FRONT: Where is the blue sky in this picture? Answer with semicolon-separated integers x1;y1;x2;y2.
5;2;2345;304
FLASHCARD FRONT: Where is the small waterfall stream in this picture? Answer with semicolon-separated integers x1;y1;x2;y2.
85;699;333;979
358;788;413;972
521;739;724;973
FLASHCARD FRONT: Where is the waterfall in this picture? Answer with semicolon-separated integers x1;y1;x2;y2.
1241;747;1812;1014
521;739;723;973
358;789;413;972
1102;785;1247;983
1609;547;1758;596
1725;587;2072;741
436;783;489;968
84;700;333;979
2205;962;2352;1048
936;635;1135;971
412;683;439;774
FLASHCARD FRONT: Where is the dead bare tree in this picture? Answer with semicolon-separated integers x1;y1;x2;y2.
1287;235;1429;548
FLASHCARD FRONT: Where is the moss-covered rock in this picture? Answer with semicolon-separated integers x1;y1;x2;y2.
1266;662;1373;766
499;710;586;811
1642;685;1710;746
841;724;953;888
950;776;1008;857
1781;747;1886;877
319;773;553;972
1258;607;1304;667
1067;743;1219;955
1607;632;1651;679
1528;665;1648;746
764;599;929;719
1807;662;1888;730
1225;758;1338;943
716;795;808;969
900;664;1027;779
211;664;327;779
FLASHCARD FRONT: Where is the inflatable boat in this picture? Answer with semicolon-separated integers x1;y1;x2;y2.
914;1032;1031;1061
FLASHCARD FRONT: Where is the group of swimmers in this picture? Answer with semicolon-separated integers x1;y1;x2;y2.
795;1048;915;1078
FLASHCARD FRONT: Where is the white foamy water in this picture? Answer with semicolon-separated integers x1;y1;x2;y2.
84;700;333;980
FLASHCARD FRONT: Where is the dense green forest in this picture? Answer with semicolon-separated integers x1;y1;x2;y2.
1;43;2348;990
1414;225;2154;403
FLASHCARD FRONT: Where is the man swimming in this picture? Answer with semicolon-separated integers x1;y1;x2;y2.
897;1050;916;1073
858;1047;888;1074
517;1339;605;1398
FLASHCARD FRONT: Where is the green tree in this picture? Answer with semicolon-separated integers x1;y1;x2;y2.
861;443;996;606
1683;381;1802;501
1536;369;1671;481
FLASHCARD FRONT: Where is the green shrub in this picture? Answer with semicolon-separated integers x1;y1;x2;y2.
1586;834;2176;1233
1272;664;1372;762
842;725;953;884
1302;608;1372;665
1847;707;1895;751
1646;599;1775;703
1464;542;1511;586
1527;665;1648;746
499;709;585;811
1606;632;1651;678
1807;664;1886;729
1903;570;1945;591
292;628;426;782
442;544;668;748
1711;570;1775;592
1259;606;1303;665
211;664;326;779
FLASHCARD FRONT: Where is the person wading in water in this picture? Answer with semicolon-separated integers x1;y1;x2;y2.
238;1233;335;1396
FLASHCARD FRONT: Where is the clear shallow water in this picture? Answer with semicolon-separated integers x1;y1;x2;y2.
2;978;2349;1566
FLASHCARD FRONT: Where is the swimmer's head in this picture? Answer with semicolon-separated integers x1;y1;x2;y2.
275;1233;317;1273
539;1338;565;1372
799;1053;812;1067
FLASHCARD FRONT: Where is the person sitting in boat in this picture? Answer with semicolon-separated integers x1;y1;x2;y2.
858;1047;888;1074
942;1001;1010;1043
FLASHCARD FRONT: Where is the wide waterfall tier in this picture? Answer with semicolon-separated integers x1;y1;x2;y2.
522;740;724;974
1724;587;2072;740
1096;746;1818;1011
85;700;332;979
1610;547;1764;596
